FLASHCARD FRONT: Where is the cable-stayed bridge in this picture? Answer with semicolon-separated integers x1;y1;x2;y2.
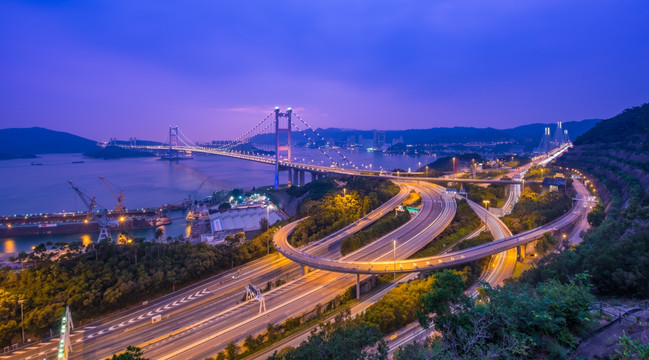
112;107;530;186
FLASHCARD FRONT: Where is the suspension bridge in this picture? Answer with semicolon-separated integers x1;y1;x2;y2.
111;107;531;186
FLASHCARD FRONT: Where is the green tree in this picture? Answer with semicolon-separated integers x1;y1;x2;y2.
224;341;239;360
111;346;149;360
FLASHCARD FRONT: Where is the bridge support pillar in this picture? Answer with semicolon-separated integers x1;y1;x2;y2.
356;274;361;300
299;170;305;186
287;168;293;187
311;172;317;182
517;244;526;261
293;169;299;186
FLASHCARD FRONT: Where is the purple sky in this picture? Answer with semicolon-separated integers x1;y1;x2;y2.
1;1;648;142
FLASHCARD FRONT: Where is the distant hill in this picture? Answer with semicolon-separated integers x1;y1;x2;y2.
279;119;600;148
504;119;600;145
574;103;649;145
528;101;649;300
0;127;99;155
557;102;649;214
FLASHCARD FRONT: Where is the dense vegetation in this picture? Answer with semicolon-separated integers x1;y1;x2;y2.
340;211;410;256
290;178;399;247
0;229;277;346
465;183;506;208
0;177;400;346
111;346;149;360
395;271;595;360
267;312;387;360
574;103;649;145
411;199;481;258
524;165;559;181
520;103;649;299
285;177;337;202
419;153;483;175
502;187;572;234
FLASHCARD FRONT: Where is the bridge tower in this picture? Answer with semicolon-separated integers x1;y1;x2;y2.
168;126;179;160
274;107;293;189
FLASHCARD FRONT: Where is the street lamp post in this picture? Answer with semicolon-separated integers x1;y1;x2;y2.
393;239;397;280
482;200;490;225
266;205;270;255
18;299;24;343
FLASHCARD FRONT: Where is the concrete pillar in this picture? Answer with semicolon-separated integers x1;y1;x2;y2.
299;170;305;186
356;274;361;299
311;172;317;182
287;168;292;187
293;169;299;186
517;244;526;261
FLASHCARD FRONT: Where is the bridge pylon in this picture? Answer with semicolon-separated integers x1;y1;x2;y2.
168;126;179;160
274;107;293;189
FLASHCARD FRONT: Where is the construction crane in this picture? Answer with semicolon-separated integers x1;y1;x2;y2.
68;180;113;243
99;176;126;213
186;178;208;222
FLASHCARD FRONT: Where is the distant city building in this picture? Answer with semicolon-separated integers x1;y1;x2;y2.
373;131;386;149
392;136;404;146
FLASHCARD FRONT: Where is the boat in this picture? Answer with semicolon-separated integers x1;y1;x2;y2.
72;161;85;164
31;162;43;166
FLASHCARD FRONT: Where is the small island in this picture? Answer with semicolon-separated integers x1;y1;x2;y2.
0;152;37;161
83;146;156;160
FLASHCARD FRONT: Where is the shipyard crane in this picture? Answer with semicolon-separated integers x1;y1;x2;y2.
99;176;126;213
68;180;113;242
186;178;208;222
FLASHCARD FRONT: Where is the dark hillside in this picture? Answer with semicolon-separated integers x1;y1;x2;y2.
0;127;98;154
522;102;649;298
575;103;649;145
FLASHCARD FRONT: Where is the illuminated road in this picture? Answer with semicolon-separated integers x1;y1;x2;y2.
274;180;591;275
8;181;447;360
138;182;453;360
124;144;534;185
385;178;592;355
1;185;413;360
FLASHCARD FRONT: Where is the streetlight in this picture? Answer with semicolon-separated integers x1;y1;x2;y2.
482;200;490;225
343;188;347;196
18;299;24;343
393;239;397;280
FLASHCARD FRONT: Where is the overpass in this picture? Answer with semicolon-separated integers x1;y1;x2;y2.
273;180;590;275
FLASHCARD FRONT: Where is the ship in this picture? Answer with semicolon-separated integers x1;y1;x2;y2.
0;177;172;237
0;209;171;237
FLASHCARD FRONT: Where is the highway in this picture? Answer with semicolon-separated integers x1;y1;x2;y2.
384;178;592;355
383;196;516;354
274;180;591;275
1;184;413;360
139;182;453;360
